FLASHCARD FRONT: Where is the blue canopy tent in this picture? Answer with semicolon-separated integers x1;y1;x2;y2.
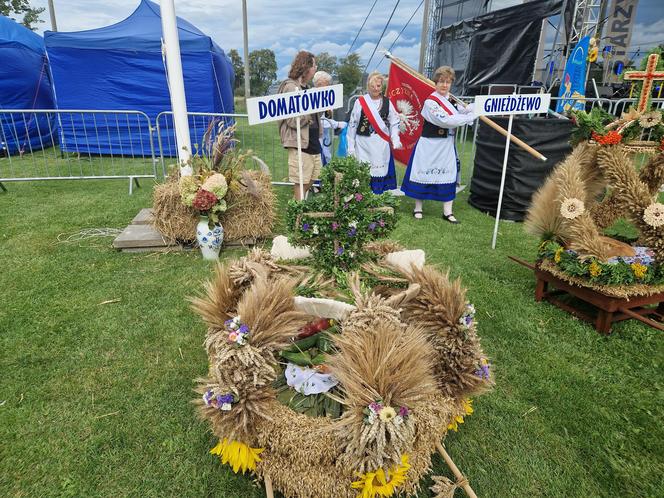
44;0;234;157
0;16;56;155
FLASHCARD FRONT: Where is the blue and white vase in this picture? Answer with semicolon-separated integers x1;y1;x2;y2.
196;216;224;260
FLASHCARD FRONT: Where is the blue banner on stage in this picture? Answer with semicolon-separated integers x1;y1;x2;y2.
556;36;590;113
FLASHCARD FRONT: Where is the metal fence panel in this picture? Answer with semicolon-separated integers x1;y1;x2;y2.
156;111;290;183
0;109;157;192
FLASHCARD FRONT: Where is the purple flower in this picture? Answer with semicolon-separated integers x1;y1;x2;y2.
398;406;410;418
355;193;363;201
343;203;349;209
368;222;377;231
238;324;249;334
331;221;339;231
224;319;234;328
203;390;214;406
348;227;357;237
218;393;234;404
302;223;310;232
336;246;344;256
369;402;383;412
475;364;490;379
378;219;385;227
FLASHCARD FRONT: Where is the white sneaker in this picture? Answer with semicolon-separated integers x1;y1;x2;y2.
386;188;406;196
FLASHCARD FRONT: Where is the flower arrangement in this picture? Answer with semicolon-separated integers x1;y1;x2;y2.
458;303;476;329
538;240;664;286
224;316;249;346
203;390;237;411
179;170;229;227
591;130;623;145
286;156;398;273
363;400;410;425
570;106;664;146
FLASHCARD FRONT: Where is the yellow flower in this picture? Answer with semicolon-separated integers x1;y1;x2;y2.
554;247;563;263
351;454;410;498
462;398;474;415
589;261;602;278
210;438;263;474
631;263;648;280
379;406;397;422
447;399;473;432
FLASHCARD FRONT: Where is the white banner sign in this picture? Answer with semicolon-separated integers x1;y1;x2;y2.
474;93;551;117
246;84;343;125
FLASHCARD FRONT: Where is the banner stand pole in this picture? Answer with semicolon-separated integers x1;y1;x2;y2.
491;112;514;250
296;116;304;200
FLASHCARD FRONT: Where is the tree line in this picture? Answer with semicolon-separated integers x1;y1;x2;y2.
229;49;363;97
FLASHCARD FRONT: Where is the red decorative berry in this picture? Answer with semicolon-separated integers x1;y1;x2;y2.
591;130;622;145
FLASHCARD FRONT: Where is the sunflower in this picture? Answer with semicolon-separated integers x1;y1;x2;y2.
638;111;662;129
351;455;411;498
447;399;473;432
210;438;264;474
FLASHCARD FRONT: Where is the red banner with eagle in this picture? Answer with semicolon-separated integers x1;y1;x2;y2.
386;62;435;165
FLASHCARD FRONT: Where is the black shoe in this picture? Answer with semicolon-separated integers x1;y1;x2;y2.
443;213;460;224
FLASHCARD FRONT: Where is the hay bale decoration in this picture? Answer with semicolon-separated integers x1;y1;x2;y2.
151;122;276;245
192;157;492;498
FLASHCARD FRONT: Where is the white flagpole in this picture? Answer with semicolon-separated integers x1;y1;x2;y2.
491;112;514;249
160;0;192;175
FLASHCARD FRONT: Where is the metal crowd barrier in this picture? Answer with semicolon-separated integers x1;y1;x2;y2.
155;111;290;183
0;109;157;194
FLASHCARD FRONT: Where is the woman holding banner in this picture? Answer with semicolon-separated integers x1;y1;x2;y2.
401;66;475;223
346;71;402;194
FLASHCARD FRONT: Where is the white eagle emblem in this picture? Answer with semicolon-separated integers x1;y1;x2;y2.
396;99;420;135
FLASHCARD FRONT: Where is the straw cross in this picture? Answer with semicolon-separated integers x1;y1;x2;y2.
623;53;664;113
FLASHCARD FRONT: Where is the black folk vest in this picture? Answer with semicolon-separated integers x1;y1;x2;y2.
357;97;390;136
420;97;452;138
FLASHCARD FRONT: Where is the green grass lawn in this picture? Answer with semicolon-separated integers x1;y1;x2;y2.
1;143;663;498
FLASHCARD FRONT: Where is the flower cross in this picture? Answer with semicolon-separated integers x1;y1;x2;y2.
295;172;394;254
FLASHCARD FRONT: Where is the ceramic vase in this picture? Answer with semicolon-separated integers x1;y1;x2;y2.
196;216;224;260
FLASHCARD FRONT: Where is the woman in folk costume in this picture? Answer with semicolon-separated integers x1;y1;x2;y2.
347;71;402;194
402;66;476;223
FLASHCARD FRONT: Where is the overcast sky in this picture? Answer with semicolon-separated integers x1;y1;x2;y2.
30;0;664;80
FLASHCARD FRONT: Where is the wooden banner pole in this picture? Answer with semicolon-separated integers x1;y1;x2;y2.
436;441;479;498
386;54;547;162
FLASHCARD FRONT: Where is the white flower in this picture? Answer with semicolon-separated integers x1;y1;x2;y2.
221;403;232;411
379;406;397;422
348;251;355;258
312;224;319;235
343;194;354;203
352;179;360;188
560;197;585;219
348;221;358;228
643;203;664;227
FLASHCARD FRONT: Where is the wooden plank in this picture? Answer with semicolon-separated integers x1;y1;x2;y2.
113;224;170;249
131;208;154;225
